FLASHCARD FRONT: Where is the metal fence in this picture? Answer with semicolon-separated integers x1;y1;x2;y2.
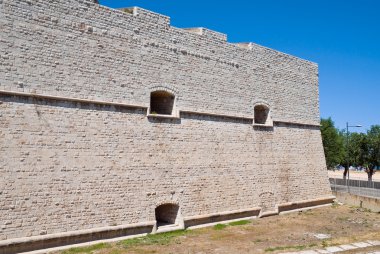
329;178;380;199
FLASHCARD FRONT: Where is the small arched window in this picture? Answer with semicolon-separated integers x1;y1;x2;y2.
254;104;272;126
155;203;180;227
153;202;184;233
150;90;175;115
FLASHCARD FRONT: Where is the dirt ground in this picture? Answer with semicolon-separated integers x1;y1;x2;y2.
328;170;380;181
58;204;380;254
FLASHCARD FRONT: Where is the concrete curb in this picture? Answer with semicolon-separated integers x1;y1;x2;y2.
281;240;380;254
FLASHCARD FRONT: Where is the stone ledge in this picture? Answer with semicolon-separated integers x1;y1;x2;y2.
180;109;253;120
278;196;336;213
184;207;261;228
0;221;156;254
0;90;321;127
0;198;335;254
0;90;146;110
260;196;335;218
147;113;181;120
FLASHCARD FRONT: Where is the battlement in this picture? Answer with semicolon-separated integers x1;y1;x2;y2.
233;42;254;50
77;1;313;61
119;7;227;42
0;0;319;125
120;7;171;26
182;27;227;42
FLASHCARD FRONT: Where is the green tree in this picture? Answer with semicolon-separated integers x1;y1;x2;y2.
340;129;368;180
320;118;345;169
341;125;380;182
338;129;349;179
364;125;380;181
349;132;367;167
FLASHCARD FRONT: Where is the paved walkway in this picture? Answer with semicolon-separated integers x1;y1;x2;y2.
282;240;380;254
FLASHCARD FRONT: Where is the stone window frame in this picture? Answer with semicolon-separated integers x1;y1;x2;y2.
152;200;185;233
253;101;273;127
147;86;180;119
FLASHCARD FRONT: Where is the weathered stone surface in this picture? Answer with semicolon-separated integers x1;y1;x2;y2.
339;244;358;250
367;240;380;246
352;242;372;248
0;0;332;249
325;246;343;253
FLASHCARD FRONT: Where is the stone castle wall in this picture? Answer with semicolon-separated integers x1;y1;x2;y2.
0;0;332;252
0;0;319;125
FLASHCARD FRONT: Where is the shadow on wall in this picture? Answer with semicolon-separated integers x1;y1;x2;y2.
253;125;274;132
181;112;252;124
0;95;147;115
274;122;320;130
147;117;181;124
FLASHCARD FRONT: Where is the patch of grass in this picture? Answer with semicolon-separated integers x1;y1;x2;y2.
322;240;331;248
62;243;111;254
309;243;317;248
301;209;314;215
121;230;189;248
349;205;373;213
265;243;317;252
108;250;126;254
213;224;228;230
228;220;251;226
133;249;157;254
210;231;236;241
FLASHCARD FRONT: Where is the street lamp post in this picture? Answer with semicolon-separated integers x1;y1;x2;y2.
346;122;362;191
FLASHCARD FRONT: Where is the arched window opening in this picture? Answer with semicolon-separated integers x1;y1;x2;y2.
150;91;175;115
254;105;270;125
155;203;180;227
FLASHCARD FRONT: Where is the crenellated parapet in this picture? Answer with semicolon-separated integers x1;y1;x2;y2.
182;27;227;42
233;42;254;50
120;7;171;26
0;0;319;125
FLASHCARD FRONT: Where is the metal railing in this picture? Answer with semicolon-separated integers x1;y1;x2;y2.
329;178;380;199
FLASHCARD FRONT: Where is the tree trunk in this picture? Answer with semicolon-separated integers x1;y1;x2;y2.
343;165;348;180
367;167;374;182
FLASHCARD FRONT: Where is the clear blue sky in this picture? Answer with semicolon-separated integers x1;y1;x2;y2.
100;0;380;132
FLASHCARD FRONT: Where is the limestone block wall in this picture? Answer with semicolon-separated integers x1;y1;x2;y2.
0;95;331;241
0;0;332;251
0;0;319;125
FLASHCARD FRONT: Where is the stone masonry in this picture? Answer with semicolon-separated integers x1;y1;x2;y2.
0;0;333;252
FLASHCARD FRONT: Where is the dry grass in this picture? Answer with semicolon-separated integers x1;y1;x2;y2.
55;204;380;254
